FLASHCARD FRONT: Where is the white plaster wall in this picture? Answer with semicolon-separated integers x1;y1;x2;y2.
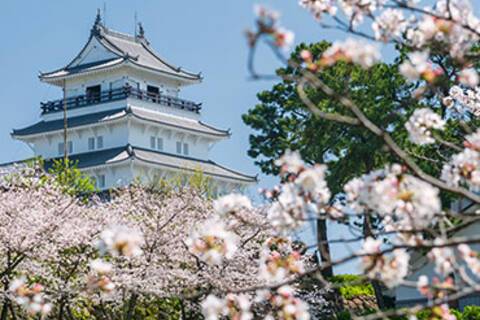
24;117;214;160
128;122;210;159
29;122;128;159
83;162;133;190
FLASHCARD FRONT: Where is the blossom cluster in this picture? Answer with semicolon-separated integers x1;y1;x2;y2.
246;5;294;50
9;277;52;316
201;294;253;320
265;151;332;234
405;108;446;145
343;164;441;232
361;238;409;288
372;9;407;42
406;0;480;60
187;218;239;265
399;51;443;83
87;259;115;293
299;0;337;21
97;225;143;257
441;129;480;191
259;237;305;284
300;39;380;71
260;286;310;320
445;85;480;117
298;0;480;63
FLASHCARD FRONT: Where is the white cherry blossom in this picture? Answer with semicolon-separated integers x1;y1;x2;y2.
201;295;227;320
399;51;441;82
361;238;409;288
405;108;446;145
372;9;408;41
441;146;480;191
321;38;381;69
186;218;239;265
97;225;143;257
428;239;455;276
299;0;337;21
459;68;479;87
213;193;252;217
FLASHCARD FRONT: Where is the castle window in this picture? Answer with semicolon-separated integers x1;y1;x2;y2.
147;85;160;103
97;136;104;149
150;136;156;149
58;141;73;155
88;137;95;151
147;85;160;99
183;143;189;156
86;85;101;103
176;141;182;154
97;175;106;189
157;138;164;151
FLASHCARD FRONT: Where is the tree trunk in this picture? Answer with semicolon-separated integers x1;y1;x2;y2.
363;213;386;310
0;300;9;320
124;293;138;320
8;302;17;320
58;299;65;320
317;218;334;278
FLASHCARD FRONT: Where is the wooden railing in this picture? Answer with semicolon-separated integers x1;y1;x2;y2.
40;86;202;114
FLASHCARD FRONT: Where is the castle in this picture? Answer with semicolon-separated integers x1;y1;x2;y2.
12;13;256;193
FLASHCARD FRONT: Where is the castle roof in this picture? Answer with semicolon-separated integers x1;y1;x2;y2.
40;13;201;85
12;107;230;138
45;145;257;184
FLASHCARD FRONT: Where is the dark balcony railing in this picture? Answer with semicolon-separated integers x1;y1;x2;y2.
40;86;202;115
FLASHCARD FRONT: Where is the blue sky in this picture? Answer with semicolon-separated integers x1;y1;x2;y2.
0;1;357;273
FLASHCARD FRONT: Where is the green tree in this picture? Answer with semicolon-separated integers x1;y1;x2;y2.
48;158;96;199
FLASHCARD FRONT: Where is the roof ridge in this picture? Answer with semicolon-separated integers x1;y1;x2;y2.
102;26;140;43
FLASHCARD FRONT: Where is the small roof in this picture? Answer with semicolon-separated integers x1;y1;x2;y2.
45;145;257;184
12;107;230;138
40;12;202;85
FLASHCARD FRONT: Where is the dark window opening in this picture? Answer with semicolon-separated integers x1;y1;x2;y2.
86;85;101;103
147;85;160;102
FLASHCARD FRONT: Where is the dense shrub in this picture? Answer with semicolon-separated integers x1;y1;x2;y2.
337;306;480;320
329;274;375;299
461;306;480;320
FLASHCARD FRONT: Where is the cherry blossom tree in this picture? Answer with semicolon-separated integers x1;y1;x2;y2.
0;165;109;319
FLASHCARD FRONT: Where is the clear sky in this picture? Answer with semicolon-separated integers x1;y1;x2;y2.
0;1;356;273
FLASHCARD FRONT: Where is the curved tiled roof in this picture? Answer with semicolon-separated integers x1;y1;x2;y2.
44;145;257;184
12;107;230;138
40;19;201;83
12;109;128;136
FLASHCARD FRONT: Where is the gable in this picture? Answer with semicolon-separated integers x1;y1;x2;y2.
68;37;119;69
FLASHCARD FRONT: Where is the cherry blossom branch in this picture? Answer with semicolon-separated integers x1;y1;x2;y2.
297;69;480;204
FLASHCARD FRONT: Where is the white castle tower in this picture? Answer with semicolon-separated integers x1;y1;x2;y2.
12;13;256;193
